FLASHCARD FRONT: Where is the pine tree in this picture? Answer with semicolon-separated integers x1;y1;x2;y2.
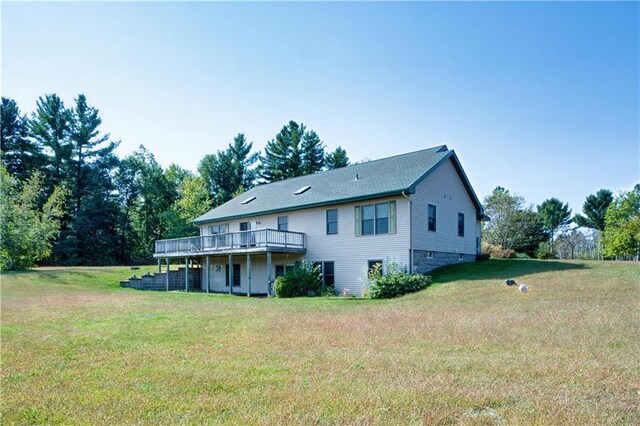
301;130;324;175
1;98;42;181
260;121;326;182
29;94;72;193
325;146;350;169
574;189;613;231
229;133;259;190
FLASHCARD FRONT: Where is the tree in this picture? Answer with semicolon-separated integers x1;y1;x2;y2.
0;167;67;270
199;133;259;205
602;184;640;259
199;150;236;205
1;98;42;181
228;133;259;190
574;189;613;231
54;94;120;265
325;146;350;170
537;198;572;253
163;175;213;239
259;121;325;182
130;147;176;261
300;130;324;175
483;186;547;256
556;229;587;260
29;94;72;194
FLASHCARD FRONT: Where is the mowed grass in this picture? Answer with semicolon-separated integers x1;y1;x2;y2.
1;260;638;425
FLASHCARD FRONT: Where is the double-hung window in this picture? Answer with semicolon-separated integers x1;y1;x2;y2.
355;201;396;236
312;261;335;288
326;209;338;234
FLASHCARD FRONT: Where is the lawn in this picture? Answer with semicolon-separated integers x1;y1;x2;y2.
1;260;638;425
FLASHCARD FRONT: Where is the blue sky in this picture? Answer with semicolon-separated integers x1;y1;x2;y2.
2;2;638;214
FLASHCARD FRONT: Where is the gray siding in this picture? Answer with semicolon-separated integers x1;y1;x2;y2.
410;158;480;256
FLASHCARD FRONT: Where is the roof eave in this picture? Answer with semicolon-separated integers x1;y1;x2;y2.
192;189;412;225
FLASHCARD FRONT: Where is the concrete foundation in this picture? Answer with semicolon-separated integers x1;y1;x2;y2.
413;249;474;274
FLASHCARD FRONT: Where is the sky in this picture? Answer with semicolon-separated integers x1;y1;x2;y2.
2;1;639;214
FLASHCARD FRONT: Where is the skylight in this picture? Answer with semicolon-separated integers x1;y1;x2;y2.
240;196;256;205
294;185;311;195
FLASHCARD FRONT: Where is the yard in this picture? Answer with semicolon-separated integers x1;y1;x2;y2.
1;260;638;424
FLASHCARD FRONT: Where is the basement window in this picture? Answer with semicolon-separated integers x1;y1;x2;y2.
294;185;311;195
240;196;256;205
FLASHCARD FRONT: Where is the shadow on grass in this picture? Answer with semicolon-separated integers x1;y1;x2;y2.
429;259;589;285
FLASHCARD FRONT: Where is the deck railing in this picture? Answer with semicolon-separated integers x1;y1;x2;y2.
154;228;305;255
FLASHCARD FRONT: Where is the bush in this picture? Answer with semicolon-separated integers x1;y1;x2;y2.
483;243;517;258
274;261;322;298
366;261;431;299
536;242;553;259
475;253;490;261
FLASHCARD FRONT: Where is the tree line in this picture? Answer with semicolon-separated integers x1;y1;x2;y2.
482;185;640;260
1;95;350;270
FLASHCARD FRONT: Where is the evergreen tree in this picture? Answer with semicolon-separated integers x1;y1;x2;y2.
260;121;326;182
29;94;72;193
199;150;236;205
574;189;613;231
199;133;259;205
537;198;572;253
229;133;259;190
325;146;350;169
1;98;42;181
300;130;324;175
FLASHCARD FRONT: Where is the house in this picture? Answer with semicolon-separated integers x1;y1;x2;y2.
149;145;488;296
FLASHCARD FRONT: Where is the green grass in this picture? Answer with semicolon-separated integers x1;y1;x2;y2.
1;260;639;425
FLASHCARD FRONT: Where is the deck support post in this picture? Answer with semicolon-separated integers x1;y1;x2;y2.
228;254;233;295
247;254;252;297
205;256;210;293
157;258;161;273
185;257;189;292
266;251;272;296
165;258;169;291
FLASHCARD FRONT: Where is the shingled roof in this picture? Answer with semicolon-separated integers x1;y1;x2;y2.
193;145;483;224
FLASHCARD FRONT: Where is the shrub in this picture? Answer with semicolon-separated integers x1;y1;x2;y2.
366;261;431;299
475;253;490;261
536;242;553;259
482;243;517;259
274;261;322;298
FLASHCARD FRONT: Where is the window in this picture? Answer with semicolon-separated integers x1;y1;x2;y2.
426;251;434;259
225;264;241;287
313;261;335;288
326;209;338;234
375;203;388;234
356;201;396;236
275;265;286;278
209;224;228;235
277;216;288;231
458;254;464;261
458;212;465;237
240;196;256;205
361;205;374;235
368;259;383;274
428;204;437;232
